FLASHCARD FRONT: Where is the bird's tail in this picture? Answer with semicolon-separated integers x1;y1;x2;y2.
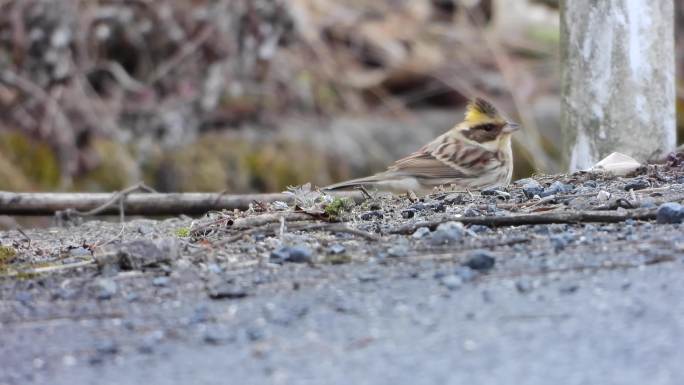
323;175;383;191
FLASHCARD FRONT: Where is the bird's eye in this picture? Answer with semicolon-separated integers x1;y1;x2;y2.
480;124;496;132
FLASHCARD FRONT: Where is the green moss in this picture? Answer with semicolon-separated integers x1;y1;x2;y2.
245;140;333;192
324;197;355;219
0;132;60;189
0;245;16;264
0;152;32;191
142;134;340;193
148;135;252;192
74;139;140;191
322;253;352;265
175;227;190;237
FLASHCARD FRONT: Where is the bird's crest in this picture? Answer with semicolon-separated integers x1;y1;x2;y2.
465;97;500;124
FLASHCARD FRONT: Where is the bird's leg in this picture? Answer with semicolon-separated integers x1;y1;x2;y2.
466;188;475;199
355;185;373;200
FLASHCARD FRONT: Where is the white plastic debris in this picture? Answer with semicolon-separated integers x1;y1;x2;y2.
596;190;611;202
587;152;641;176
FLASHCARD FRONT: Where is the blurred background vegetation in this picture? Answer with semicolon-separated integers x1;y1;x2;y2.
0;0;682;193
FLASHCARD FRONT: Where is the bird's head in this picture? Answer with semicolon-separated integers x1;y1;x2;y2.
459;97;519;148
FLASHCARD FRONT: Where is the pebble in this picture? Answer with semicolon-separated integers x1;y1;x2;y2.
401;209;416;219
639;197;657;209
94;278;117;300
138;338;156;354
464;251;496;272
359;210;384;220
412;227;431;239
429;222;465;245
559;284;579;295
444;194;466;205
468;225;490;234
409;203;428;212
115;240;171;271
387;244;409;258
656;202;684;224
540;181;574;197
190;305;210;324
202;328;234;346
550;234;574;252
95;340;119;355
624;178;650;191
328;244;346;255
152;276;170;287
358;273;379;282
126;293;139;302
431;202;446;212
440;275;463;290
136;224;155;236
207;283;248;300
454;266;478;282
52;288;76;301
14;291;32;306
522;180;544;198
68;246;91;258
463;208;482;217
482;189;511;200
515;279;534;294
246;327;267;342
534;225;551;235
270;245;314;264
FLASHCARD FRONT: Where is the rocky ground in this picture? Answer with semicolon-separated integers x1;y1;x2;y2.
2;161;684;385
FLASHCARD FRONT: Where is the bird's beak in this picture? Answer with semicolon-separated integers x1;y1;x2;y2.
502;121;520;133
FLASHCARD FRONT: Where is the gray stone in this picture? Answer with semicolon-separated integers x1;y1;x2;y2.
464;251;496;272
440;275;463;290
624;178;650;191
656;202;684;224
152;276;170;287
270;245;313;264
94;278;117;300
541;181;574;197
522;180;544;198
412;227;430;239
454;266;478;282
430;222;465;245
328;244;346;255
387;244;408;258
207;283;248;300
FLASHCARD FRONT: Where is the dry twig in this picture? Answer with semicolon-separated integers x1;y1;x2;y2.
389;208;658;235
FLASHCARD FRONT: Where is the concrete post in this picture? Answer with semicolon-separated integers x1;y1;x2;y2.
561;0;675;170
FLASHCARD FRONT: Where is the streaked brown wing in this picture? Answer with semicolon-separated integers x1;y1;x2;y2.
385;133;500;180
386;151;470;179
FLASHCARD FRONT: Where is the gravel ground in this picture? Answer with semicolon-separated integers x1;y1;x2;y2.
2;163;684;385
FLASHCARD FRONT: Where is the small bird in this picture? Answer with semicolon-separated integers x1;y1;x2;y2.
324;98;519;194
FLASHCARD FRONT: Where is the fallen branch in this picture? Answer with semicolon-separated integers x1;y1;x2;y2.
389;208;658;234
0;191;362;216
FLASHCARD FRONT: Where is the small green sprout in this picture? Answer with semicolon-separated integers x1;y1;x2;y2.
175;227;191;238
324;197;355;218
